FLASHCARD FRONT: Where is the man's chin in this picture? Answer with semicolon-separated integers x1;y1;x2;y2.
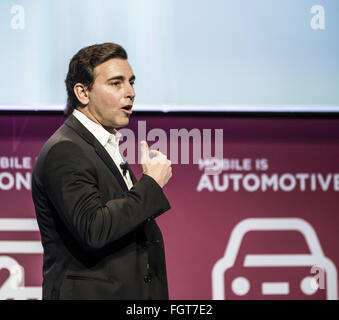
114;118;130;129
102;119;129;132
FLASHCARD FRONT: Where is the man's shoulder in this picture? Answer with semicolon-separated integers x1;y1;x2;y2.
40;122;79;154
35;119;91;169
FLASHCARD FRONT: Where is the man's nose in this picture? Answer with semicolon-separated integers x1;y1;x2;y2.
126;83;135;102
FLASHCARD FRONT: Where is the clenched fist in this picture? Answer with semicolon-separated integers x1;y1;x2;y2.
140;140;172;188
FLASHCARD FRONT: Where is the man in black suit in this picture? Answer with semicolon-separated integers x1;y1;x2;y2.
32;43;172;300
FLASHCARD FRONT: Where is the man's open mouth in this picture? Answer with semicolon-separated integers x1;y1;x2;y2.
121;105;132;111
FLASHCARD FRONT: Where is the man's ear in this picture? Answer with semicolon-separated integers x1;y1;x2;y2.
73;83;89;105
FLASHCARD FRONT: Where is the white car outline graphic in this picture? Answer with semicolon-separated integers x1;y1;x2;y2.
0;218;43;300
212;218;338;300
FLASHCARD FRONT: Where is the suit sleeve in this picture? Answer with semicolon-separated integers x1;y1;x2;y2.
43;140;170;250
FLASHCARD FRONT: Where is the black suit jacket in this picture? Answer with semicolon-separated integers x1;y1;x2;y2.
32;115;171;300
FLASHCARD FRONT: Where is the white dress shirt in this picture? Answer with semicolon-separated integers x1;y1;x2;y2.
73;109;133;190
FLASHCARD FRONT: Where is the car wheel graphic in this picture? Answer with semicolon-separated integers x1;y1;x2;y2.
231;276;250;296
300;276;318;295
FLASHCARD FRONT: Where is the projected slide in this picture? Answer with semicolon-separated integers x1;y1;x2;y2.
1;0;338;111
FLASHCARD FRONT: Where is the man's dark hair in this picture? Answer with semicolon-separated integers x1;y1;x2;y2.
64;42;128;115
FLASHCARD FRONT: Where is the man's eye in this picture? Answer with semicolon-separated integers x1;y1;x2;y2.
111;81;121;86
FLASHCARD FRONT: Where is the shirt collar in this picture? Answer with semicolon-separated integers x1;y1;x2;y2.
72;109;121;147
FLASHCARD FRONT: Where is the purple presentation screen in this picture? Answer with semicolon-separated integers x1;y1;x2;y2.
0;114;338;300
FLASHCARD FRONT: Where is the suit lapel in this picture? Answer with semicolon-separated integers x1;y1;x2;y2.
64;115;129;192
93;141;129;192
126;162;137;184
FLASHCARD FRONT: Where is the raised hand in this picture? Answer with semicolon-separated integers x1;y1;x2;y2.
140;140;172;188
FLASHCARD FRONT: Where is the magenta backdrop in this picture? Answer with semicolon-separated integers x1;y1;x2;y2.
0;114;338;300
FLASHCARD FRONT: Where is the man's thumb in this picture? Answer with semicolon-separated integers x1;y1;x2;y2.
140;140;149;164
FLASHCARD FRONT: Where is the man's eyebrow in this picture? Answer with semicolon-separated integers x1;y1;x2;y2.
106;75;136;82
